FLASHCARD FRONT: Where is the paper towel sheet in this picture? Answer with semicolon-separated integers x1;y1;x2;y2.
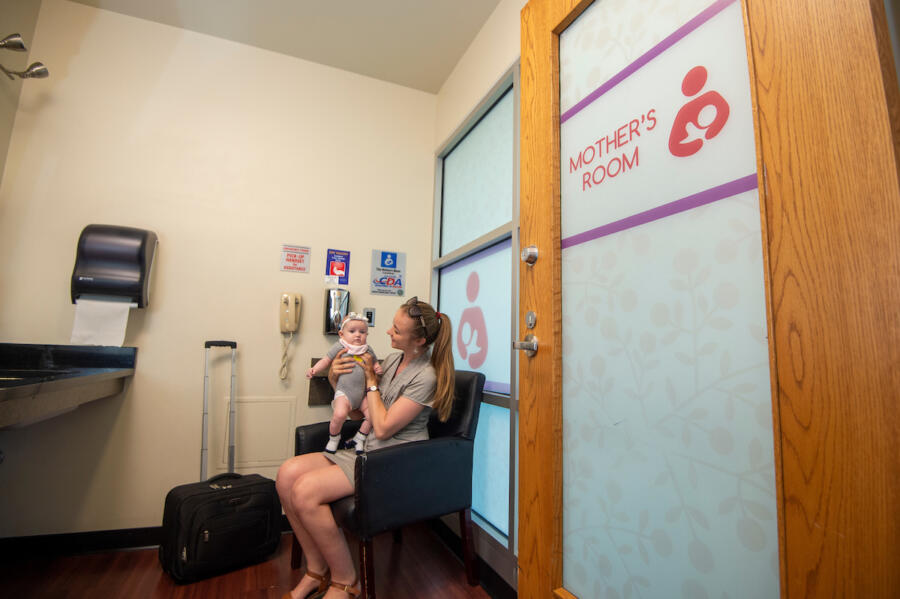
70;298;132;346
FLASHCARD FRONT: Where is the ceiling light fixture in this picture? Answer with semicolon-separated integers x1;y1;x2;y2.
0;62;49;80
0;33;49;80
0;33;26;52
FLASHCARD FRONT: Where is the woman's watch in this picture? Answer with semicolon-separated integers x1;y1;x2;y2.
367;385;379;393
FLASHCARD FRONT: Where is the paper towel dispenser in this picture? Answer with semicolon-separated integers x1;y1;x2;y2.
324;288;349;335
71;224;158;308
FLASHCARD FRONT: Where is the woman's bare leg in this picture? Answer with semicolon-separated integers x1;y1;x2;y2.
276;453;336;598
290;464;360;598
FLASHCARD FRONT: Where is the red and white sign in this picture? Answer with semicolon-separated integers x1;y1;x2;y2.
280;244;310;273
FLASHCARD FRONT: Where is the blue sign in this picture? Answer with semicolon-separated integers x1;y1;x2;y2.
380;251;397;268
325;249;350;285
371;249;406;296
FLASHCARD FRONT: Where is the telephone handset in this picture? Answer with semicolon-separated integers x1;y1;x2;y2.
281;293;301;333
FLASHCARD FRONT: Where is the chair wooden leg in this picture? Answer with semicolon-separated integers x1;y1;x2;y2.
359;538;376;599
459;508;478;586
290;533;302;570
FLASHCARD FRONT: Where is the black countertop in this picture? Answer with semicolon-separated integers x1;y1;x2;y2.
0;344;137;427
0;343;136;371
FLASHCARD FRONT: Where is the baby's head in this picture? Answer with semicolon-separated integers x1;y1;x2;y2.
339;312;369;346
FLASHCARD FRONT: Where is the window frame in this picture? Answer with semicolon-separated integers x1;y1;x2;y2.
430;62;520;588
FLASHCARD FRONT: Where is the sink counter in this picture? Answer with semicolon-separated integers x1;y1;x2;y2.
0;344;137;428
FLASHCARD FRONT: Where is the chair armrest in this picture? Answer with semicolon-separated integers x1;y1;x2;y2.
295;422;330;455
353;438;474;536
295;420;363;455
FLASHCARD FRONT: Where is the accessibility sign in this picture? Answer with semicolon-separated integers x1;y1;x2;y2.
370;250;405;296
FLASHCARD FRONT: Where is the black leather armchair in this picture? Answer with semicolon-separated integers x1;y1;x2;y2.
290;370;485;599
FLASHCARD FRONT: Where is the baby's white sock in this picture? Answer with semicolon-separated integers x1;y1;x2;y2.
325;434;341;453
351;430;368;454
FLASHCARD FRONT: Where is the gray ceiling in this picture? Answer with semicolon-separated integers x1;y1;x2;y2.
69;0;503;93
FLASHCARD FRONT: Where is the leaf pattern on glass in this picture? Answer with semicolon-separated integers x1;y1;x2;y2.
651;529;673;556
688;539;714;573
736;517;767;551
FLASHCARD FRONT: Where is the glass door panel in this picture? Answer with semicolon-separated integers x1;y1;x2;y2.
559;1;779;596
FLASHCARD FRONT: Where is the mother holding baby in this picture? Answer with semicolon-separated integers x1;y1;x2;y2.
276;296;455;599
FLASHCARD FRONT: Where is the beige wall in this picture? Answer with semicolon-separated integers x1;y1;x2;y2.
435;0;527;146
0;0;526;538
0;0;42;186
0;0;437;536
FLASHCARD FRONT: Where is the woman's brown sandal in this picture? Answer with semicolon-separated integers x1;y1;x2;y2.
282;568;331;599
329;576;361;597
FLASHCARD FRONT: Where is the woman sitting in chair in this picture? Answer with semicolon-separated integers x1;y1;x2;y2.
276;296;455;599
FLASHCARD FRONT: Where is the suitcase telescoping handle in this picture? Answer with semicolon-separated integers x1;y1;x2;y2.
205;340;237;348
201;340;238;481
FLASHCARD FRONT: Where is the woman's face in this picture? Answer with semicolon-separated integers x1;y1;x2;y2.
387;308;425;353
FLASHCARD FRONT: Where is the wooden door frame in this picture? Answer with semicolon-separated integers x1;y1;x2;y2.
518;1;590;597
517;0;900;597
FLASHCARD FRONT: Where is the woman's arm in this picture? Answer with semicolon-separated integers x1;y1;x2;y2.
359;354;425;440
368;396;424;440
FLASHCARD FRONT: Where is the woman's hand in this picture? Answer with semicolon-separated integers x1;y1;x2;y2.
359;353;380;387
327;349;356;388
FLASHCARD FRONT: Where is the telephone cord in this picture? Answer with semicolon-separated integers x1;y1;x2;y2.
279;331;293;379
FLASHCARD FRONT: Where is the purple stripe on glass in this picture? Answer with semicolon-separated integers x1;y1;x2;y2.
560;0;736;125
561;173;758;250
485;380;510;395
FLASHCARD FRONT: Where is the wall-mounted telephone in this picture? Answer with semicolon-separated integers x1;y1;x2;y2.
281;293;302;333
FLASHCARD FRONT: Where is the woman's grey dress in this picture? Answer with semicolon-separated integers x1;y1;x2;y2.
322;351;437;484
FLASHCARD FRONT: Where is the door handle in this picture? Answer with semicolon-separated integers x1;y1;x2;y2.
513;334;538;357
521;245;539;265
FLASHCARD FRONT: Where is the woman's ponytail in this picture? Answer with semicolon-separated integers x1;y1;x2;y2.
403;297;456;421
429;312;455;421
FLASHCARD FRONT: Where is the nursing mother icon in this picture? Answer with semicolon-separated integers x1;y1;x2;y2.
668;65;731;157
457;271;488;369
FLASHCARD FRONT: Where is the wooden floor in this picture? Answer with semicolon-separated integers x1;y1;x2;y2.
1;524;494;599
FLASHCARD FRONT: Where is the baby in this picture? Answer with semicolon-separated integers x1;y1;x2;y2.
307;312;382;454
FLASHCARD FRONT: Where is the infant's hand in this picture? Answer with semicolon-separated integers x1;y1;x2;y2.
374;363;384;375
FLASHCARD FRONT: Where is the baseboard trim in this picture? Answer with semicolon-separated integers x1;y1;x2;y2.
0;516;293;560
0;527;162;559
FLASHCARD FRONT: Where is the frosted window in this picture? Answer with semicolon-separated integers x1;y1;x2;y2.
438;240;511;394
472;403;510;535
441;90;514;255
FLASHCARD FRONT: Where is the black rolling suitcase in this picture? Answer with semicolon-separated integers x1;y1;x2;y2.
159;341;281;583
